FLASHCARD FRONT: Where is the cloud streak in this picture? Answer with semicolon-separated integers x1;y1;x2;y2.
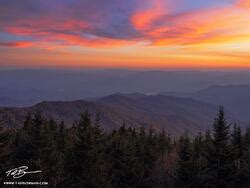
0;0;250;68
0;41;32;48
1;0;244;47
0;0;141;48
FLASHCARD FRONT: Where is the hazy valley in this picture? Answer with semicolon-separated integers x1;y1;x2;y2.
1;70;250;135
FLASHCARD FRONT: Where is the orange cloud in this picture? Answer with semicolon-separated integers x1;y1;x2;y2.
0;41;33;48
237;0;250;8
136;0;250;52
1;0;250;69
4;20;135;49
131;0;167;30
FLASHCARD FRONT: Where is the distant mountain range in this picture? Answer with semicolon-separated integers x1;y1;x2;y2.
190;85;250;122
2;69;250;107
0;93;220;136
162;84;250;124
1;70;250;135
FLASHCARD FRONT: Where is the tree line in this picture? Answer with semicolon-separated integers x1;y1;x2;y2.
1;107;250;187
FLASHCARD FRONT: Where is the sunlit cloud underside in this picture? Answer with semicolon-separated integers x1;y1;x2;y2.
1;0;250;69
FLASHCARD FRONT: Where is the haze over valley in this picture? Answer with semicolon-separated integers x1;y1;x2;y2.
1;69;250;134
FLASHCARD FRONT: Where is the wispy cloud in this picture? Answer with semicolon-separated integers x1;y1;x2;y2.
1;0;250;68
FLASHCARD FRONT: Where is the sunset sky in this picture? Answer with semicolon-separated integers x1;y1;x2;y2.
1;0;250;69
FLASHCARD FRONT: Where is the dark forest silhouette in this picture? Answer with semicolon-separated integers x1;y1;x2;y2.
1;107;250;187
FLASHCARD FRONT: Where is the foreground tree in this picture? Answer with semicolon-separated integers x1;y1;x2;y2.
176;134;195;188
0;120;9;158
64;111;109;187
1;107;250;187
0;120;11;182
231;124;243;168
10;113;47;182
203;107;233;187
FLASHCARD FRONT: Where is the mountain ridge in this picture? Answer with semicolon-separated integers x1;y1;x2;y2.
0;93;221;136
2;70;250;107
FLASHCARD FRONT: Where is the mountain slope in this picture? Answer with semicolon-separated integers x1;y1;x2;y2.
190;85;250;122
0;94;219;136
3;69;250;107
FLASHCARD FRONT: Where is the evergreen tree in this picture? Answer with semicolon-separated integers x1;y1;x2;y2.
109;126;145;188
204;107;233;188
0;120;11;182
41;119;65;187
157;130;171;158
5;104;250;187
245;126;250;148
64;111;109;187
193;132;203;161
191;132;205;187
10;112;46;182
56;121;67;186
244;125;250;162
176;134;195;188
238;126;250;187
29;112;45;175
231;124;243;168
0;120;9;157
243;126;250;166
230;124;250;187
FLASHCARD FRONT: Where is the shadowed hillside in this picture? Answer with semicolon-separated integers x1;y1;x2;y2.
191;85;250;121
2;70;250;107
0;93;219;136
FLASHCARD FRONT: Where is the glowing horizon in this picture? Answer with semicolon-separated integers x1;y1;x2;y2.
1;0;250;69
